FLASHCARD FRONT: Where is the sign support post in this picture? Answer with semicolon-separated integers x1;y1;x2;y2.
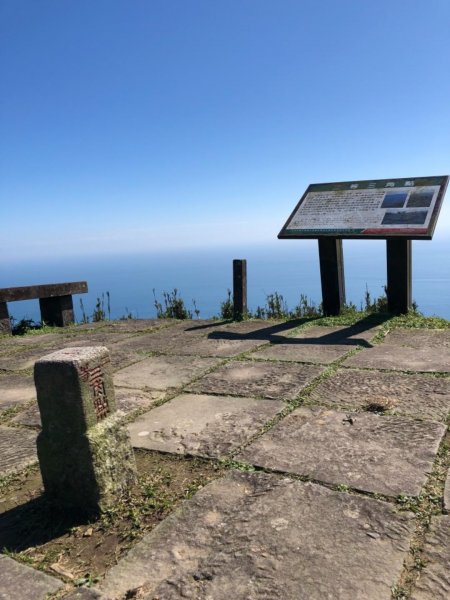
386;239;412;314
318;238;346;316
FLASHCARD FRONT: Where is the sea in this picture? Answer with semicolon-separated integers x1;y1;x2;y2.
2;238;450;323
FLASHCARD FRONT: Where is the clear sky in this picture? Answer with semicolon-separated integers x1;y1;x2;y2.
1;0;450;261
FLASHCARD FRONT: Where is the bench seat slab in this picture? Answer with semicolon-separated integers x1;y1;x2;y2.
0;281;87;303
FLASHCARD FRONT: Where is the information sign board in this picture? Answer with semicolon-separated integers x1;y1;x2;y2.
278;176;448;240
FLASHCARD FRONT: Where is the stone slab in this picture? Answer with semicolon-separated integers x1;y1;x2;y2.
108;347;146;371
113;321;224;354
99;471;415;600
114;355;220;390
252;324;378;364
186;360;324;400
344;328;450;372
210;319;300;341
382;328;450;349
0;347;50;372
0;332;61;348
68;322;108;331
0;554;63;599
0;426;38;476
10;388;164;428
63;332;134;347
115;387;164;414
128;393;284;457
238;407;446;497
171;336;265;357
112;332;185;354
410;516;450;600
11;404;42;427
309;369;450;421
114;322;267;357
97;318;163;333
444;469;450;512
0;373;36;409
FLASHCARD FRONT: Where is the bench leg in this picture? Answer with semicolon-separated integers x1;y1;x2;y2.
0;302;11;334
39;295;75;327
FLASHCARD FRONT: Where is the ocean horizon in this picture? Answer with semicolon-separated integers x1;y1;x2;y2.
2;238;450;324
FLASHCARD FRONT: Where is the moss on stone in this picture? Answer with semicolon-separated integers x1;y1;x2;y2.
86;411;137;511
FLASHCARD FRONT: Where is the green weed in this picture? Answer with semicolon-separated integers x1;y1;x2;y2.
391;585;408;599
10;317;41;335
335;484;350;492
220;289;234;320
92;293;107;322
78;291;111;323
153;288;198;319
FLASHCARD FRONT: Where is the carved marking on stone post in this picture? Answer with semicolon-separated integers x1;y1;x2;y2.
80;364;110;421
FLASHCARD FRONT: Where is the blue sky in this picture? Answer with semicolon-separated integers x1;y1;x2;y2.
1;0;450;261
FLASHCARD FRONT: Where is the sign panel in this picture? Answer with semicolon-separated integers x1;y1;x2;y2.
278;176;448;240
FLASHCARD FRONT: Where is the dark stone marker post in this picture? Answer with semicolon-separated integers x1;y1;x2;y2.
386;239;412;314
318;238;346;316
34;346;136;514
233;259;248;319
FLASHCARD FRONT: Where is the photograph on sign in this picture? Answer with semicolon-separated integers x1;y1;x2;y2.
278;176;448;239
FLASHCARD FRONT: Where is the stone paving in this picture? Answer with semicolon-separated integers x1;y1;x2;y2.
309;368;450;420
99;471;415;600
252;323;379;363
114;355;220;390
344;328;450;372
129;393;284;457
0;425;38;475
185;359;324;400
0;372;36;409
237;407;445;496
0;318;449;599
0;554;63;598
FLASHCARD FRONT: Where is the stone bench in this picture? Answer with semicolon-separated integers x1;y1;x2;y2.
0;281;88;334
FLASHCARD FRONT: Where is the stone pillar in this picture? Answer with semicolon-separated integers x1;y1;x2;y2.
0;302;11;334
34;347;136;514
233;259;248;320
39;294;75;327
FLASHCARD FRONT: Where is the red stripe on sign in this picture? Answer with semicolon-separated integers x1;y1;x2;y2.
362;228;428;234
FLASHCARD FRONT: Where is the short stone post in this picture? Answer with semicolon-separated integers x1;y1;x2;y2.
233;259;247;320
34;347;136;514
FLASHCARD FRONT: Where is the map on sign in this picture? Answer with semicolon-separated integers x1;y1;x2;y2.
278;176;449;239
